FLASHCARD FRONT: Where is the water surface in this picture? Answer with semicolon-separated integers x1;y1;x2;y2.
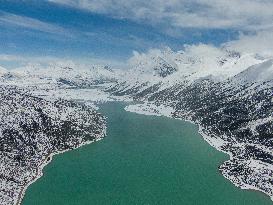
23;102;272;205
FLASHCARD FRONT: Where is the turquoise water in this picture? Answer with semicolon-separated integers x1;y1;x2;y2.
23;102;272;205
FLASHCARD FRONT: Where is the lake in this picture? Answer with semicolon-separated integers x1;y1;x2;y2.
22;102;272;205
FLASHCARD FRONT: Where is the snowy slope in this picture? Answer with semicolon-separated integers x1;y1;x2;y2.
122;46;265;86
0;85;106;205
233;59;273;83
10;64;116;87
0;66;7;76
108;46;267;100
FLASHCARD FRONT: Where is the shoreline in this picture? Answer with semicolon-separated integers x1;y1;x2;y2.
15;128;106;205
14;100;273;204
124;103;273;202
12;93;127;205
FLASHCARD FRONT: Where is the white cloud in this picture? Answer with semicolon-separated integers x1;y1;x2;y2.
0;54;126;70
0;12;68;35
0;54;61;63
225;30;273;57
48;0;273;31
1;1;273;68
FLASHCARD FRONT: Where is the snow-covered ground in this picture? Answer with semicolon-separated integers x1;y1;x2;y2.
125;103;174;117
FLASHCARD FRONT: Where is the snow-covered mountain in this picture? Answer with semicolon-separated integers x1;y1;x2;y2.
1;45;273;204
0;84;106;205
0;64;111;205
5;64;116;88
129;49;178;78
107;46;269;101
122;45;266;85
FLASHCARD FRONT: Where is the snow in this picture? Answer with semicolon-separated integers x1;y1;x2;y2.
0;66;7;76
234;59;273;83
125;103;174;117
122;46;268;91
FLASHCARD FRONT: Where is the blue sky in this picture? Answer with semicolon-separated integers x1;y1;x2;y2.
0;0;272;68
